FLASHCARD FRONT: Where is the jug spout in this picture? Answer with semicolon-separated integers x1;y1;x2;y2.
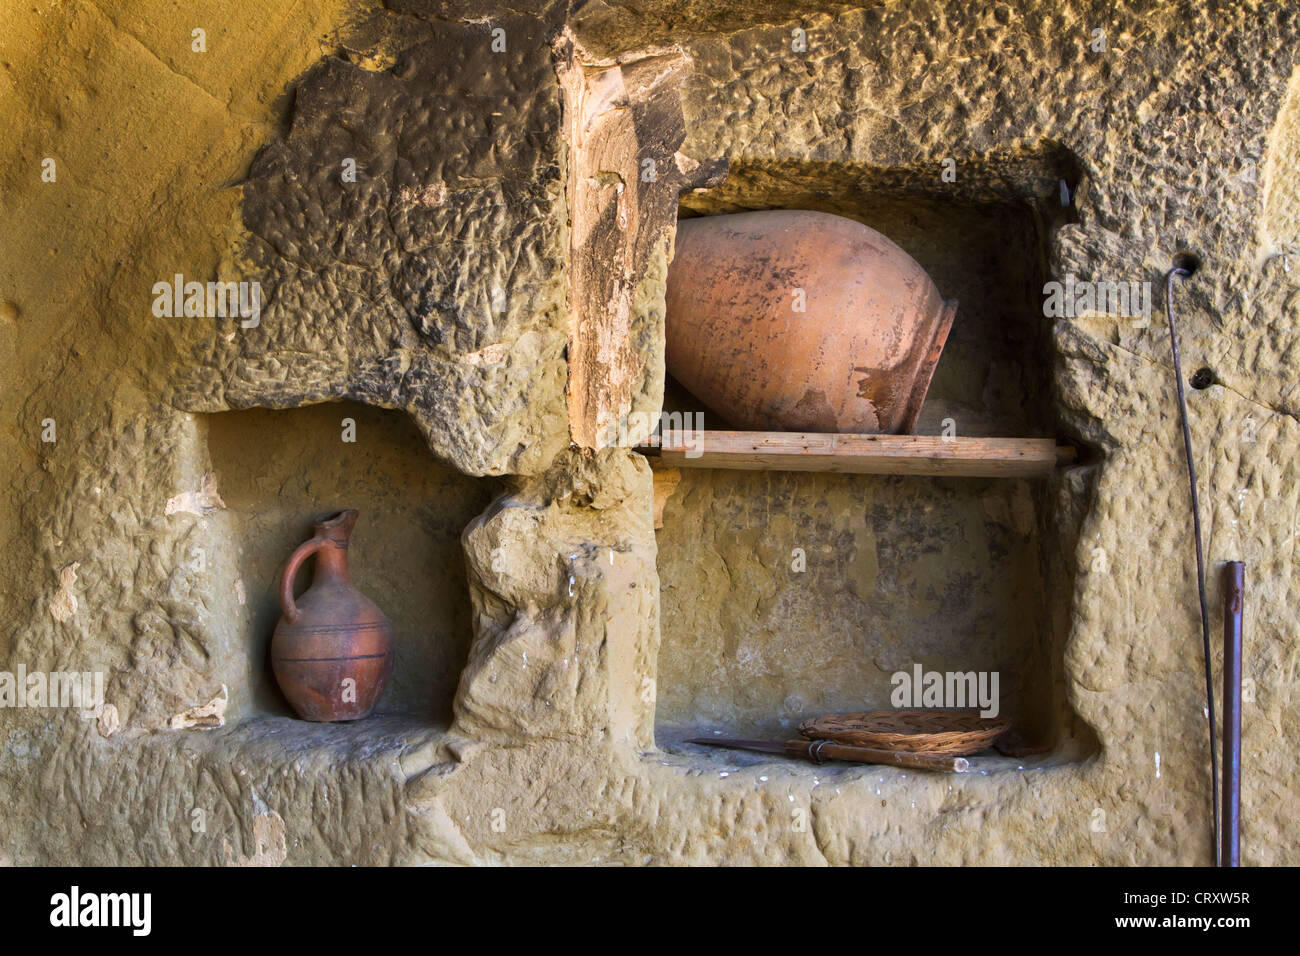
315;509;358;546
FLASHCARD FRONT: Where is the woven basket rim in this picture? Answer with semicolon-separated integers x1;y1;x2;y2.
798;709;1011;756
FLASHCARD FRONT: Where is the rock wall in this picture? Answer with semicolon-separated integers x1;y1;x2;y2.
1;0;1297;865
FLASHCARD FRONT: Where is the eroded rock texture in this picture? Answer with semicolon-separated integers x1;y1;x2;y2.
175;11;573;476
455;449;658;749
2;0;1298;867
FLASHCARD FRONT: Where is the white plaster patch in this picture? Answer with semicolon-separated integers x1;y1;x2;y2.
48;562;79;622
168;684;228;730
97;703;120;738
463;342;510;366
399;181;447;207
164;472;226;516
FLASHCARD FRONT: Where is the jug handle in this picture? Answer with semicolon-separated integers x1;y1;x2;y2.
280;536;326;625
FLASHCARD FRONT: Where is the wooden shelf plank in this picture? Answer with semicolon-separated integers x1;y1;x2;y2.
641;430;1076;478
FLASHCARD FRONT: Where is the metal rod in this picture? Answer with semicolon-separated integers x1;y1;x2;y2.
1165;266;1220;866
1222;561;1244;867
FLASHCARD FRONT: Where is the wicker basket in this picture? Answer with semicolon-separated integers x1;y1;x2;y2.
798;710;1011;756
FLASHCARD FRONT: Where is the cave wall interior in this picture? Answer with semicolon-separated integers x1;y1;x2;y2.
2;0;1298;865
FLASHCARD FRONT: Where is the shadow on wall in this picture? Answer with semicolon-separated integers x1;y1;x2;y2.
656;149;1101;760
202;401;497;723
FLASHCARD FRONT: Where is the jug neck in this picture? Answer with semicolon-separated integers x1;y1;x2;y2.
312;542;352;583
310;510;357;583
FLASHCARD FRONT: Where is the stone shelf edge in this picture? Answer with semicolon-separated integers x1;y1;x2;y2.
639;430;1077;478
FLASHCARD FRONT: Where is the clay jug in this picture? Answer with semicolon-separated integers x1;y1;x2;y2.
666;209;956;434
271;510;393;721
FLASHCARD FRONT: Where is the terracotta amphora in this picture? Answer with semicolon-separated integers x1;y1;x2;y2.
666;209;956;434
271;510;393;721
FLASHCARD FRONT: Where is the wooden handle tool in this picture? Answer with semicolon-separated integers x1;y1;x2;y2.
688;736;971;773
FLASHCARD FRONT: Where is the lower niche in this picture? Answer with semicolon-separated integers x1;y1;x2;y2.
654;469;1090;755
204;401;495;722
653;153;1099;763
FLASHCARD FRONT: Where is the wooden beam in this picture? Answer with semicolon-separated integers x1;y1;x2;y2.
641;430;1075;478
557;37;724;449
